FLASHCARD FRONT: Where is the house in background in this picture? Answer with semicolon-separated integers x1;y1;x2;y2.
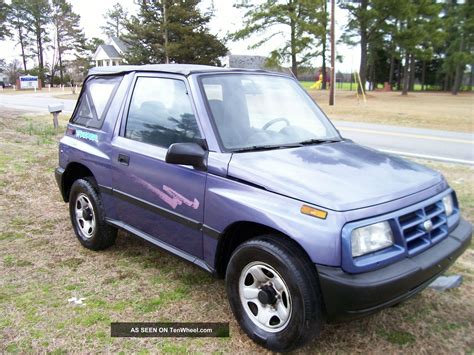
0;71;8;86
93;37;128;67
221;54;268;69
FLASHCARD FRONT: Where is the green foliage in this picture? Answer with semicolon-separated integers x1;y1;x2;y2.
51;0;86;84
100;2;129;39
231;0;326;77
24;0;52;82
7;0;35;71
0;0;10;40
339;0;401;89
442;0;474;94
123;0;227;65
394;0;443;58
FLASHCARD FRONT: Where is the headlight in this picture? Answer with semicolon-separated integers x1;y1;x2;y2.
351;221;394;257
442;194;454;216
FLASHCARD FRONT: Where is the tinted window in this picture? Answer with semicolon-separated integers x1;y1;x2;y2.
72;76;122;129
125;77;202;148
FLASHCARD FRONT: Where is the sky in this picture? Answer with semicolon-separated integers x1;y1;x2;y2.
0;0;360;73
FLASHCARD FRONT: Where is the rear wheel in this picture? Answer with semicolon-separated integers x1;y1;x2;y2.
225;235;323;352
69;178;116;250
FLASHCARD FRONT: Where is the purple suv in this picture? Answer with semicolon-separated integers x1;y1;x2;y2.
55;64;472;351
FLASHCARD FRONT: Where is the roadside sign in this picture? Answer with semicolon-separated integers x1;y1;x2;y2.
19;75;39;90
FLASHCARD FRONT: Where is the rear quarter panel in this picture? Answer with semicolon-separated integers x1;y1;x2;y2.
59;73;134;219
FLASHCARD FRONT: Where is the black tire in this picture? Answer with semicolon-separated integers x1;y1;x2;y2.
225;234;323;352
69;178;116;250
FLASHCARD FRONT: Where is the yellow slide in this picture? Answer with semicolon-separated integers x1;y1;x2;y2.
310;74;323;89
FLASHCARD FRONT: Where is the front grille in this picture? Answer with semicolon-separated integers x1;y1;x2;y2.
397;200;448;255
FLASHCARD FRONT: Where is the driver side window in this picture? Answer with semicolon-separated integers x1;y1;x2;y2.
125;77;202;148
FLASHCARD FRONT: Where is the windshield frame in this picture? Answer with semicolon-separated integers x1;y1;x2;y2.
196;71;341;153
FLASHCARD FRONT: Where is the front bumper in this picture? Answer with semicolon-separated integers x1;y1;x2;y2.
318;217;472;322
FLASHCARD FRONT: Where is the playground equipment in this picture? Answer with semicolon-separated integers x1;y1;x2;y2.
310;73;324;90
353;71;367;103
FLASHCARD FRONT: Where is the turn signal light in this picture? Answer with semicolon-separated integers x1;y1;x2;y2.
301;205;327;220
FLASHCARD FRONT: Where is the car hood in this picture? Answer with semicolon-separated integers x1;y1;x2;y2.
228;141;444;211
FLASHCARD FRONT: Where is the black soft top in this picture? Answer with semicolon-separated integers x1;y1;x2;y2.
88;63;273;77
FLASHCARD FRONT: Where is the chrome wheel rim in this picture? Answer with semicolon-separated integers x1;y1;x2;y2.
239;261;292;333
74;193;96;239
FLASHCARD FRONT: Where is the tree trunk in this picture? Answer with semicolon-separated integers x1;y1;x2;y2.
36;26;45;83
322;42;327;90
421;60;426;91
290;14;297;78
321;0;327;90
371;58;376;90
388;52;395;90
367;63;372;90
57;34;64;85
451;36;465;95
396;59;402;90
387;22;397;90
451;64;464;95
17;26;27;72
402;52;410;95
358;0;368;94
409;54;416;91
359;33;367;94
58;51;63;85
444;72;450;91
470;63;473;91
163;1;169;64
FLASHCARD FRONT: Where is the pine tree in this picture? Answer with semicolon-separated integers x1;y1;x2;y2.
101;2;129;39
124;0;227;65
7;0;33;71
25;0;51;83
443;0;474;95
52;0;86;85
340;0;400;93
0;0;10;40
393;0;443;95
231;0;326;78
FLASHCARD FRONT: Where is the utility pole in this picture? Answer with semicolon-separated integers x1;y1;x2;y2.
329;0;335;105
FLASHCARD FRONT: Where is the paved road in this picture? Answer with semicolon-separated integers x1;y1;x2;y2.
334;121;473;165
0;91;76;113
1;91;472;165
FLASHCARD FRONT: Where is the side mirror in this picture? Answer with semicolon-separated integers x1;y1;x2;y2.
165;142;207;170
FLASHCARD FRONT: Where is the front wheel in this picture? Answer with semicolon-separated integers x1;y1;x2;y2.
225;235;323;352
69;178;116;250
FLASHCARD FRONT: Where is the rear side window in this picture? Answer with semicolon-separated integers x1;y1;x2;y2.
71;75;122;129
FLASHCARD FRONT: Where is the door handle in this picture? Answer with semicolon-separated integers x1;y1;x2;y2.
118;153;130;166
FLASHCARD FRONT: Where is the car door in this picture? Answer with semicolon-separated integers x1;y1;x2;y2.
111;73;207;258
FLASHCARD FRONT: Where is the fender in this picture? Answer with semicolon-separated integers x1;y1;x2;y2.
202;173;347;268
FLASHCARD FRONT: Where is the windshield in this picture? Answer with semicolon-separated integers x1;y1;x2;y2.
200;74;340;151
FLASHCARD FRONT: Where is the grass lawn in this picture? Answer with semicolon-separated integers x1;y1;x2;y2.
310;90;474;133
0;110;473;353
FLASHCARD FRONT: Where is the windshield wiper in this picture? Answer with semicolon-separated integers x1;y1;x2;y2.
297;138;342;145
232;143;302;153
